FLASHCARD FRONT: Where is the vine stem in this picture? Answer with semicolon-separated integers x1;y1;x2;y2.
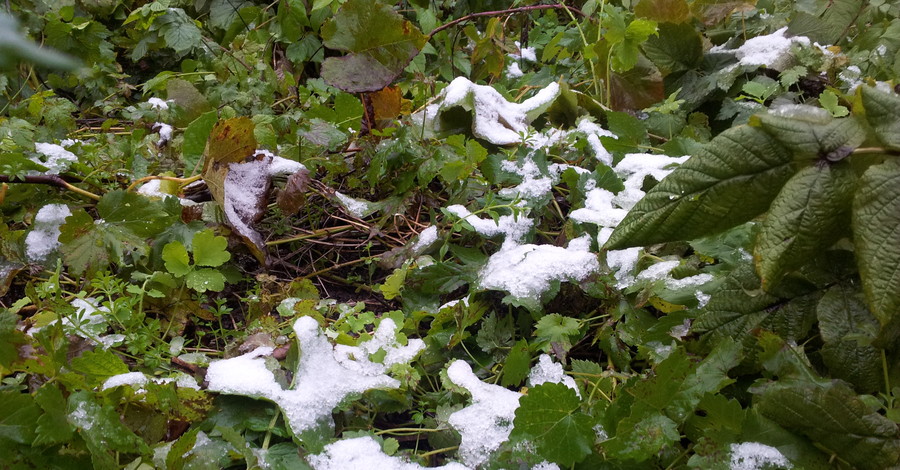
125;174;202;192
428;4;586;38
0;174;101;201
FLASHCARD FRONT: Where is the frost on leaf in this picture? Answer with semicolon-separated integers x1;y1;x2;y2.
206;317;424;436
446;360;522;468
416;77;560;145
308;436;467;470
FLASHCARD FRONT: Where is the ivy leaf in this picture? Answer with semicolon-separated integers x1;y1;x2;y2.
817;283;882;393
162;241;191;277
754;161;855;290
853;158;900;345
185;269;227;293
512;382;594;466
756;379;900;470
320;0;427;93
605;126;796;250
33;384;73;446
191;230;231;267
859;85;900;149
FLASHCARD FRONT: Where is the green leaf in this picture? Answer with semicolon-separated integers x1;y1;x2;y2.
158;9;202;56
860;85;900;150
756;379;900;470
320;0;427;92
69;349;129;387
59;209;150;274
819;90;849;117
277;0;310;42
512;382;594;466
162;241;191;277
754;161;855;290
817;283;882;393
185;269;227;293
642;22;703;76
787;0;865;44
97;190;179;238
191;230;231;267
0;309;26;368
853;158;900;344
68;391;149;469
755;111;865;160
378;266;408;300
667;338;741;421
634;0;691;23
0;390;40;444
501;339;530;387
33;384;73;446
0;13;79;70
605;126;796;250
534;314;581;348
182;111;219;171
607;412;681;461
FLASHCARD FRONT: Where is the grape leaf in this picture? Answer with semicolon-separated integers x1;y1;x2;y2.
320;0;427;93
512;382;594;466
605;125;796;249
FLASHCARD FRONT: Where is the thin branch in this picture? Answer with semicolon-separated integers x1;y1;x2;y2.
428;4;586;38
0;174;101;201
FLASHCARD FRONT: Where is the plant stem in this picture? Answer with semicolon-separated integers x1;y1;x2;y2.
0;174;101;200
417;446;459;459
428;4;585;38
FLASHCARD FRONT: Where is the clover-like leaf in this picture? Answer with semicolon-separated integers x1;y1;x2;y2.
162;241;191;277
185;269;226;293
512;382;594;467
191;230;230;268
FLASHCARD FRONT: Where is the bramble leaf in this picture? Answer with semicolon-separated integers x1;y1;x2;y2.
501;339;530;387
512;382;593;466
33;385;73;446
859;85;900;149
853;158;900;344
605;126;796;249
320;0;426;93
754;161;855;290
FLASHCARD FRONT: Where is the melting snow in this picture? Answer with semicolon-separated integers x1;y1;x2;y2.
335;192;373;218
25;203;71;261
153;123;173;147
308;436;467;470
137;179;197;206
417;77;559;145
411;225;438;253
528;354;579;397
101;372;148;391
506;61;524;78
446;205;533;249
147;97;170;110
730;442;792;470
446;360;522;468
31;143;77;174
510;41;537;62
206;317;424;435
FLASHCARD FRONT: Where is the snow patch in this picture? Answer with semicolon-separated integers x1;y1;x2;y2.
528;354;579;397
25;204;71;261
446;204;533;249
147;97;170;110
101;372;148;391
730;442;792;470
446;360;522;468
308;436;467;470
31;143;78;174
335;192;373;218
153;122;173;147
206;317;424;435
411;225;438;253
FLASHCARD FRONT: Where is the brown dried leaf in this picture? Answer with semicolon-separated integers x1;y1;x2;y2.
276;168;311;214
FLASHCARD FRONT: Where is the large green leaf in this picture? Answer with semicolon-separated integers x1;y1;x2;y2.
604;126;796;249
59;209;148;274
757;379;900;470
859;85;900;150
320;0;426;93
0;309;26;369
512;382;594;467
817;283;882;393
96;190;181;238
755;111;866;161
67;392;149;470
641;22;703;76
0;391;40;444
33;384;73;446
787;0;865;45
754;161;855;290
853;158;900;345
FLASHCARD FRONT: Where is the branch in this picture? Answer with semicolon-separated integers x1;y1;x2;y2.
428;4;586;38
0;174;102;201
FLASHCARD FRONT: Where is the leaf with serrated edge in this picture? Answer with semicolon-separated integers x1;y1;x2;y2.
755;110;865;160
605;125;796;249
853;158;900;345
162;241;191;277
860;85;900;149
512;382;593;466
755;161;855;290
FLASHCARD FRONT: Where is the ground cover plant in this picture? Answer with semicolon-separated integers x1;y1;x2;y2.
2;0;900;468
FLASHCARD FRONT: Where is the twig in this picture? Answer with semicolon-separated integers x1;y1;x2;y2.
428;4;586;38
0;174;101;201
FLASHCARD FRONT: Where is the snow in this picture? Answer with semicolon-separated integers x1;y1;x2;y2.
153;122;173;147
137;179;197;206
637;261;681;282
147;97;170;110
478;235;599;305
528;354;579;397
224;158;271;248
446;360;522;468
101;372;148;391
411;225;438;253
576;119;617;166
446;204;533;249
729;442;792;470
498;154;561;201
418;77;559;145
31;143;78;174
510;41;537;62
308;436;467;470
25;203;71;261
710;27;812;71
335;192;373;218
68;401;94;431
206;317;424;435
531;462;560;470
506;61;524;78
